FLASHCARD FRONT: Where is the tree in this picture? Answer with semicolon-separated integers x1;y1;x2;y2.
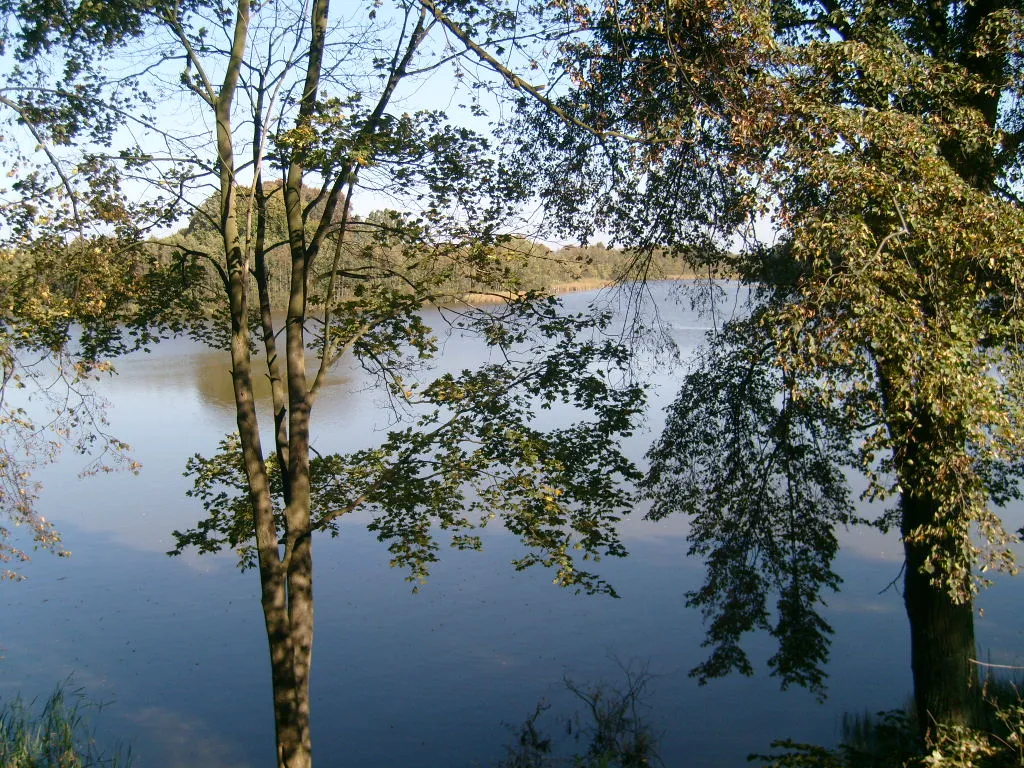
452;0;1024;740
3;2;646;766
0;0;173;579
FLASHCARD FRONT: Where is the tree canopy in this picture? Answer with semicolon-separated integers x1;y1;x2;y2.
0;0;176;578
7;0;1023;757
0;2;648;766
471;0;1024;736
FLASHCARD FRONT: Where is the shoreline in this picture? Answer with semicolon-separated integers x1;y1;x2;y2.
459;274;711;305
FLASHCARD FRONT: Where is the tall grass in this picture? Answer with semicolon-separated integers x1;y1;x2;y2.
0;681;131;768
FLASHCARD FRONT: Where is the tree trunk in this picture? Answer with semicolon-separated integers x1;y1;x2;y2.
900;479;980;736
263;579;308;768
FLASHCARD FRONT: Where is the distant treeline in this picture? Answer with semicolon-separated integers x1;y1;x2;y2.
143;185;720;307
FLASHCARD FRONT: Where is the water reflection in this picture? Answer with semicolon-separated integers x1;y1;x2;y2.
111;336;356;418
2;283;1022;767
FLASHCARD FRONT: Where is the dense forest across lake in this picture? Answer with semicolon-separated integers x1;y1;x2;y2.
146;184;717;307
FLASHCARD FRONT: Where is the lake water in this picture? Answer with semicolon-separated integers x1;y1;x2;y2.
2;282;1022;767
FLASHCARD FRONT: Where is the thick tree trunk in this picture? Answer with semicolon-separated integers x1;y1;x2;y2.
899;480;980;736
873;347;982;740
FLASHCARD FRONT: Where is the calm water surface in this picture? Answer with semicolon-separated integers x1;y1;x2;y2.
2;282;1022;767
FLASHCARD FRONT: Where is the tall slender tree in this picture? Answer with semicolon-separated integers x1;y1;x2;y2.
3;2;645;766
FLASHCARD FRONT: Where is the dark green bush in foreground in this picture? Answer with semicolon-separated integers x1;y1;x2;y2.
0;682;131;768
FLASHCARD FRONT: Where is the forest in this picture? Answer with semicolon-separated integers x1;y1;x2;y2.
152;183;697;305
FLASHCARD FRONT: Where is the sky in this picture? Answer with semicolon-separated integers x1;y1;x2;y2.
0;0;557;243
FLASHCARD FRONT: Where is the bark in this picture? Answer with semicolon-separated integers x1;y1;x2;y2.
247;77;305;767
276;2;330;763
895;411;980;737
199;1;429;763
873;353;981;737
213;1;312;765
900;493;980;734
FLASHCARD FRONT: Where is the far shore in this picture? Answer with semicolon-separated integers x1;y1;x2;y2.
459;274;713;305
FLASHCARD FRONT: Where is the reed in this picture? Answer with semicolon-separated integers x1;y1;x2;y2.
0;681;131;768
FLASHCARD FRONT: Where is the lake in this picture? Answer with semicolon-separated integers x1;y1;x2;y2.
2;281;1022;767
